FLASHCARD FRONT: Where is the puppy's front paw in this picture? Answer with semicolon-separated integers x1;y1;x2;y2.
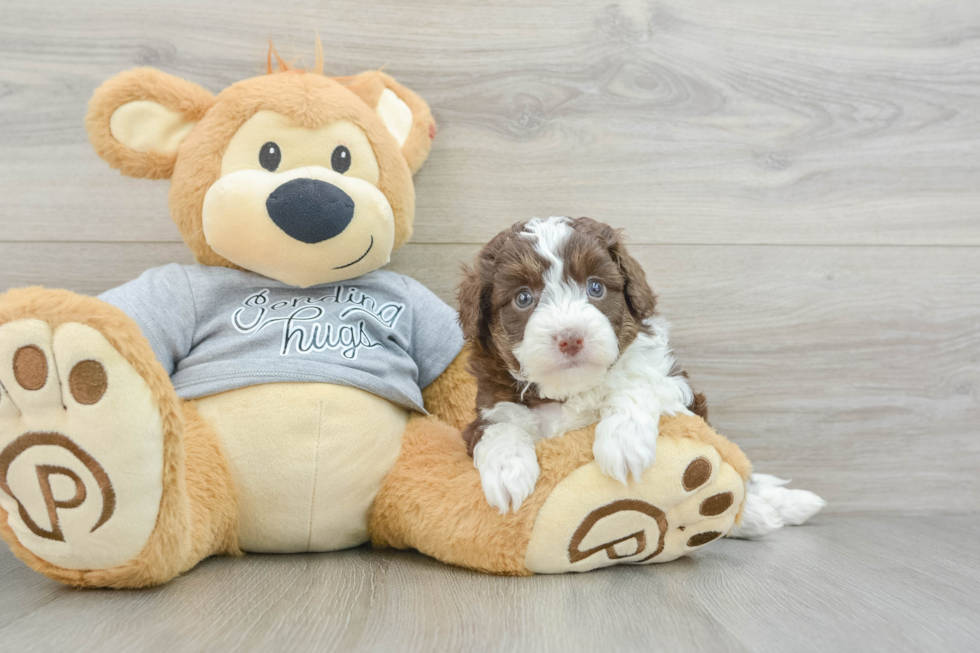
593;412;658;485
474;430;540;514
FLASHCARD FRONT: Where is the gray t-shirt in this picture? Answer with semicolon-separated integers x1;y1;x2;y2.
99;264;464;413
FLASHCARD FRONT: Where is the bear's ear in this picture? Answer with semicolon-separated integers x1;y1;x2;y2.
86;68;214;180
337;71;436;174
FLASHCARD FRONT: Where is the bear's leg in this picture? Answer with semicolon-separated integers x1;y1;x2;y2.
370;413;750;575
0;288;239;588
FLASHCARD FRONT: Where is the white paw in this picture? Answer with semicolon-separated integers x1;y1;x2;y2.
749;473;826;526
0;320;165;570
593;412;658;485
474;426;540;514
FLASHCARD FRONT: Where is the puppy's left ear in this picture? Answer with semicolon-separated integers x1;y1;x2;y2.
573;217;657;322
338;71;436;174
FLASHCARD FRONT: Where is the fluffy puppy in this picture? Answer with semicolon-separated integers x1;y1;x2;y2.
458;216;707;513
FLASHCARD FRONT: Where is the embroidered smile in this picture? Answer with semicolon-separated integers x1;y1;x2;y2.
333;236;374;270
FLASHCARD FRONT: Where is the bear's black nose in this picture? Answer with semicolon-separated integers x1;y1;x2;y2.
266;178;355;244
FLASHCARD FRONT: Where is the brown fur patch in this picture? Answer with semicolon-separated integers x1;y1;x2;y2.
457;217;710;453
569;217;658;324
563;219;646;351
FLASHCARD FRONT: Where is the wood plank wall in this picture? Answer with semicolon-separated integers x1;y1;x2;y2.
1;0;977;512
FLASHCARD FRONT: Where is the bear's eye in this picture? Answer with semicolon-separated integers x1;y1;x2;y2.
514;288;534;310
586;278;605;299
259;142;281;172
331;145;351;174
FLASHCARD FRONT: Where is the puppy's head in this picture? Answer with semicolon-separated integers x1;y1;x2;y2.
458;216;656;399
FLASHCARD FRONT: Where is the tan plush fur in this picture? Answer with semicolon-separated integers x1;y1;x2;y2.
370;411;750;576
86;68;215;180
420;347;478;432
0;288;240;588
87;68;435;266
336;71;436;175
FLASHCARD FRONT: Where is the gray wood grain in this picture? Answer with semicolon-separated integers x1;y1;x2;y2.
1;242;976;513
1;0;979;649
0;0;979;245
0;514;977;653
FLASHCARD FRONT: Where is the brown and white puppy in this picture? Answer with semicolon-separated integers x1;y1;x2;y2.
458;217;707;513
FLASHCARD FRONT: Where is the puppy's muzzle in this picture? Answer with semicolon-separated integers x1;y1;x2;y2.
266;178;355;244
556;328;585;357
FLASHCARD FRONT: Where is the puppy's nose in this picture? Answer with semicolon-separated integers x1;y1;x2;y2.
266;178;355;244
556;330;585;357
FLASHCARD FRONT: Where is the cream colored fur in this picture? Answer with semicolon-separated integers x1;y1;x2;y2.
0;320;165;569
194;383;408;552
110;100;196;154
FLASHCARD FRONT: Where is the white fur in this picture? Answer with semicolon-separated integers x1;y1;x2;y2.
562;317;694;483
747;473;826;526
726;493;784;539
728;474;826;539
476;217;828;522
477;319;694;503
473;405;542;514
513;217;620;399
476;217;697;500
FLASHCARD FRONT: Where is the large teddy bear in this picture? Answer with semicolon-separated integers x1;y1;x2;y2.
0;53;752;588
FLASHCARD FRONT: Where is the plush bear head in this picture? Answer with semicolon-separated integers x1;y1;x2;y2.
86;52;436;288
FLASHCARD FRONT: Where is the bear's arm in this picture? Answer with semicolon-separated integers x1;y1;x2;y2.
420;345;478;431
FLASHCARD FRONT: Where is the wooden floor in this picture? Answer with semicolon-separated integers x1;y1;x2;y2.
1;0;979;650
0;514;977;653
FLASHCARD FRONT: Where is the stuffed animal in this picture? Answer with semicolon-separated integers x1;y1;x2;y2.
0;50;754;587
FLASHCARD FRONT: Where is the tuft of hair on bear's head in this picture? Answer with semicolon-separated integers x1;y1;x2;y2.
265;35;386;85
265;41;293;75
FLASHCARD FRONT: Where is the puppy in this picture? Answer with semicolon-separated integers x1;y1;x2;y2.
458;216;707;513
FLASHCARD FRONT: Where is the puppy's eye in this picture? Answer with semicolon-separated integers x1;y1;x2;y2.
331;145;352;173
514;289;534;309
587;279;605;299
259;142;281;172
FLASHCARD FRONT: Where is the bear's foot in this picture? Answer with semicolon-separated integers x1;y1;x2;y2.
525;428;745;573
0;318;165;572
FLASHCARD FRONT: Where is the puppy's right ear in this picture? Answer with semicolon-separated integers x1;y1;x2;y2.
86;68;214;179
457;262;487;345
458;230;511;351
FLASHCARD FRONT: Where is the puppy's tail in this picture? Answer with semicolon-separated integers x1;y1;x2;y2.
728;473;826;539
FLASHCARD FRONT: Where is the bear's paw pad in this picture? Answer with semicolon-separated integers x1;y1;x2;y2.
525;438;744;573
0;320;164;570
